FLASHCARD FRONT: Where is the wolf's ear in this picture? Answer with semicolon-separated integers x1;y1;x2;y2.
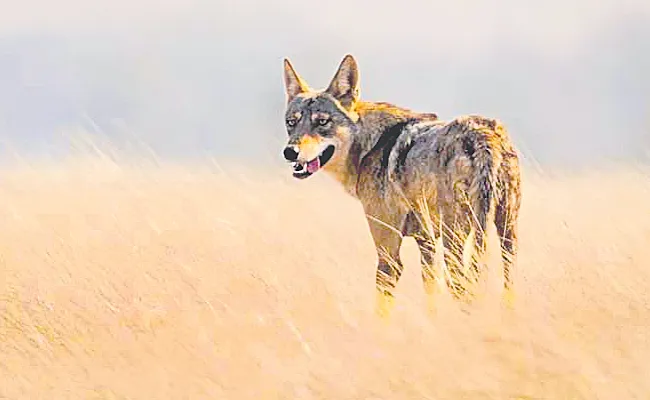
283;58;310;103
325;54;359;109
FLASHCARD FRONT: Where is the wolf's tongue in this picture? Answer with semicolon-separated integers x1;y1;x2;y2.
306;158;320;174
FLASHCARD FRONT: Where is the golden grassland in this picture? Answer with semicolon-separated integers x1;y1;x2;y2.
0;158;649;399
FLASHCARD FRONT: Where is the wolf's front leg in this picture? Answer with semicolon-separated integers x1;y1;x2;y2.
374;255;402;320
367;216;404;320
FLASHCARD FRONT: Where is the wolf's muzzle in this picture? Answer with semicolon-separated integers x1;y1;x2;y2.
283;146;299;162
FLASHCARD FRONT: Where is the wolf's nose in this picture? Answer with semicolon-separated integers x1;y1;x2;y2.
283;146;299;162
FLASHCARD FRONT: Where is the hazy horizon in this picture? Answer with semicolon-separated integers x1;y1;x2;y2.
1;0;648;168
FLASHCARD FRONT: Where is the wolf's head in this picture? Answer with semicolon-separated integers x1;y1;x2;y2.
281;55;360;179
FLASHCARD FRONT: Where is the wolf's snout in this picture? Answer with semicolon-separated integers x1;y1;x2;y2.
283;146;299;162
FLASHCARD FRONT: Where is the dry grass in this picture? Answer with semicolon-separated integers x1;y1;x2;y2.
0;158;649;399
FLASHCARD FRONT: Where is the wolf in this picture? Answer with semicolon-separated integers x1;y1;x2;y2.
280;54;522;316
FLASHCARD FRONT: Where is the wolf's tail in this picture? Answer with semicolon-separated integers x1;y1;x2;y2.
469;136;503;251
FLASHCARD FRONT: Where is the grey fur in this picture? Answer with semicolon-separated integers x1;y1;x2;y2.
281;55;522;310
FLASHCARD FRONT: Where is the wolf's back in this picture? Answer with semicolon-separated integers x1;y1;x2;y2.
394;116;509;237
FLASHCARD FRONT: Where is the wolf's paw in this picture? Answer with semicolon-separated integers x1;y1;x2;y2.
375;291;395;321
503;287;516;310
424;294;438;318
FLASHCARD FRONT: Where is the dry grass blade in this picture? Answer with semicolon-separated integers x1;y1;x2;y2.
0;158;649;399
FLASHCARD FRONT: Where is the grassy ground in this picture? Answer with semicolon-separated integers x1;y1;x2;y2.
0;158;649;399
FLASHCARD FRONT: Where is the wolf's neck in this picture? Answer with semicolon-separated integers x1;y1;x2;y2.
353;101;421;164
355;101;429;148
324;101;436;197
357;101;417;127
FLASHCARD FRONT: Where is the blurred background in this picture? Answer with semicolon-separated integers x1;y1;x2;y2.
1;0;648;168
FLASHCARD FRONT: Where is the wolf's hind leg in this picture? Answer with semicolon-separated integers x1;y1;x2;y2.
495;178;520;308
441;211;487;305
415;234;439;315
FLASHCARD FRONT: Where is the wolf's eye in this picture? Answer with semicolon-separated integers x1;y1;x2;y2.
286;118;297;127
317;118;330;126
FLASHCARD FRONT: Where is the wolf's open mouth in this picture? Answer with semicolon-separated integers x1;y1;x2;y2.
292;145;335;179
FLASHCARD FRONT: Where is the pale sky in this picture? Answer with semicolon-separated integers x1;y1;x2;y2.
0;0;648;165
